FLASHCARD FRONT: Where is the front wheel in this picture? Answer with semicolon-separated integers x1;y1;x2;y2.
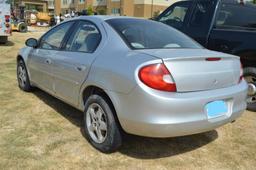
244;67;256;111
84;94;122;153
17;59;33;92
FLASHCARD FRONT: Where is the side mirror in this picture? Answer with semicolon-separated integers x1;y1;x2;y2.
25;38;38;48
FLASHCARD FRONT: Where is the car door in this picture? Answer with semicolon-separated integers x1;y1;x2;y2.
156;1;192;31
28;21;74;93
51;20;102;106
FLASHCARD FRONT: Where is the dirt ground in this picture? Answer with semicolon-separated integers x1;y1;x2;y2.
0;31;255;170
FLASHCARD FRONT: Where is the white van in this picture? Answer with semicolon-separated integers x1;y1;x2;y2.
0;0;11;43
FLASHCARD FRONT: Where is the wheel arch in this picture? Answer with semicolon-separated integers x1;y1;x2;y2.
17;55;24;62
16;54;33;83
234;50;256;68
81;85;125;132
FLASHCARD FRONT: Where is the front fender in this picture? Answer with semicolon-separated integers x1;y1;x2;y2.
17;47;33;77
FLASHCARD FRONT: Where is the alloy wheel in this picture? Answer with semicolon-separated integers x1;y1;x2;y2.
17;64;27;88
86;103;108;144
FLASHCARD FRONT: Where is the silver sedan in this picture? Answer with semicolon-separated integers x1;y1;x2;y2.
17;16;247;153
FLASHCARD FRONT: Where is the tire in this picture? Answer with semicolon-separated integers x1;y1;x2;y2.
17;59;33;92
0;36;7;44
18;23;28;33
84;94;122;153
243;67;256;112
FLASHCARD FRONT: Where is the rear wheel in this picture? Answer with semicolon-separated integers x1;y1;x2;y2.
17;59;33;92
84;94;122;153
244;67;256;111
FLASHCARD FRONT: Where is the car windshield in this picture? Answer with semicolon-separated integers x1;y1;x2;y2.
106;18;202;50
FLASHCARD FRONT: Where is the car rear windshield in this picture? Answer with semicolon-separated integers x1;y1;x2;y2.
106;18;202;50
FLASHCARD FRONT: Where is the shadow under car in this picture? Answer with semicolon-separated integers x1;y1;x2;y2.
33;89;218;158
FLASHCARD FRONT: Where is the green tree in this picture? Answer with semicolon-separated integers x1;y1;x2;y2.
86;6;94;15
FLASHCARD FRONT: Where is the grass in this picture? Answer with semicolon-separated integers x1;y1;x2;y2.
0;31;255;170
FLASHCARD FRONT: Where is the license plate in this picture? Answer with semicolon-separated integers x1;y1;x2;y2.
205;100;227;119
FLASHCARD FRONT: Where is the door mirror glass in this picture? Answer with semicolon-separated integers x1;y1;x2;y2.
25;38;38;48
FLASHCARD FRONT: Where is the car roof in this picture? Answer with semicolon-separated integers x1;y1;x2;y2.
76;15;142;22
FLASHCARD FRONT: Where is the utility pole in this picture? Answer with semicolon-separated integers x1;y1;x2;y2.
107;0;110;15
151;0;153;18
53;0;56;15
120;0;122;16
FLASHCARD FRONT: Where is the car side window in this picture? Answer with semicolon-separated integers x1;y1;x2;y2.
215;1;256;30
158;1;191;29
65;21;101;53
39;21;74;50
190;0;215;27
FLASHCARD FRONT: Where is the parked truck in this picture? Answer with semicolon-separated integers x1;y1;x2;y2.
0;0;11;43
155;0;256;111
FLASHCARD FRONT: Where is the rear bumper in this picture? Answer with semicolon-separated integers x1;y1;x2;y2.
112;80;248;137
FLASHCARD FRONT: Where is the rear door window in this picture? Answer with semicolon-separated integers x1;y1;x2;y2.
65;21;101;53
190;0;216;28
215;1;256;30
185;0;217;46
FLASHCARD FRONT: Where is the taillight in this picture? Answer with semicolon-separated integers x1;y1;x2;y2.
138;63;176;92
5;15;10;28
5;15;10;22
239;62;243;83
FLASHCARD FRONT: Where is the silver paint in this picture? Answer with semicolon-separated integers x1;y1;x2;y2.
18;16;248;138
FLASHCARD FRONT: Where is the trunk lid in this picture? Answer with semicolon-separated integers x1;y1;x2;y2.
136;49;241;92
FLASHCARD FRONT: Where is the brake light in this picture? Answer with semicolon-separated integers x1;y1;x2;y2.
239;62;243;83
205;57;221;61
139;63;176;92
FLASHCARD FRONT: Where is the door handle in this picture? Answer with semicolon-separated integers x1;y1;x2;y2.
45;59;52;64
